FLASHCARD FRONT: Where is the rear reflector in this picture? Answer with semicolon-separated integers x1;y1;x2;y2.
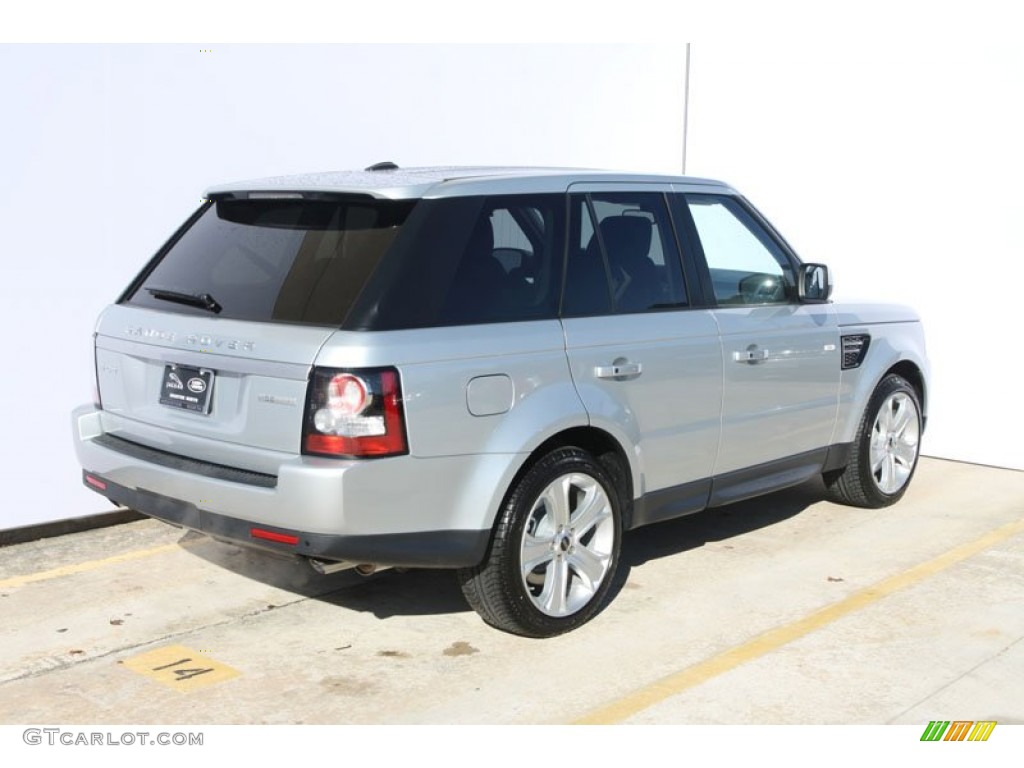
84;474;107;491
250;528;299;546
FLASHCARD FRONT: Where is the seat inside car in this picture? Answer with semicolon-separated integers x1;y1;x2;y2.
592;215;662;312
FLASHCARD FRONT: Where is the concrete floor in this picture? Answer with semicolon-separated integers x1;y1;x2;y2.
1;457;1022;725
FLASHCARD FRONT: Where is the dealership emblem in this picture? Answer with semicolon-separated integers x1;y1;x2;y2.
187;377;207;394
167;372;184;390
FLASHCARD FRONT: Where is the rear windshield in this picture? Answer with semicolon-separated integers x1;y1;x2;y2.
123;197;415;326
123;193;565;331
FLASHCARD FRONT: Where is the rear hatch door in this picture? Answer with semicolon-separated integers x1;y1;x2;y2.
96;193;415;461
95;305;335;456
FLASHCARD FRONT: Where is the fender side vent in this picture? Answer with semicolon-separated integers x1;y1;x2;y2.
841;334;871;369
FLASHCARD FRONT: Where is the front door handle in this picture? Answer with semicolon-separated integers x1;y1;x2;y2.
595;361;643;379
733;348;770;364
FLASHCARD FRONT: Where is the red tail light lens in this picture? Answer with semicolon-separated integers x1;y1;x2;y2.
303;367;408;458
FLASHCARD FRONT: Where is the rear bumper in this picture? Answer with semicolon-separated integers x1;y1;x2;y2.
80;471;488;567
72;405;493;568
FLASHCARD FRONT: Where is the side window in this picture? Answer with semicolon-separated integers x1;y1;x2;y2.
440;198;563;325
685;194;795;306
563;191;688;317
348;194;566;330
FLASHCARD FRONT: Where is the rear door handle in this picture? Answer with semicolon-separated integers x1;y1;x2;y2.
595;362;642;379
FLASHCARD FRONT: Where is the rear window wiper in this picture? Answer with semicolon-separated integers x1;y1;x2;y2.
145;287;223;314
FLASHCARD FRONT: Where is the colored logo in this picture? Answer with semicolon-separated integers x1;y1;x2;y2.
920;721;996;741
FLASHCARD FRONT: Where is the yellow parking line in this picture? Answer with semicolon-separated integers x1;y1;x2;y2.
0;542;187;591
575;516;1024;725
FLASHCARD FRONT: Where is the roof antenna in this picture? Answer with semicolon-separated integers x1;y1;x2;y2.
365;161;399;171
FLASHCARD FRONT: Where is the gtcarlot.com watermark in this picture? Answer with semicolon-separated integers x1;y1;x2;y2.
23;728;203;747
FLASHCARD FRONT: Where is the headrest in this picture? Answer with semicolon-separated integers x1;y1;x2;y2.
465;215;494;257
599;216;652;262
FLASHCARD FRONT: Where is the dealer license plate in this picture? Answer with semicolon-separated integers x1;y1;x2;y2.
159;364;215;414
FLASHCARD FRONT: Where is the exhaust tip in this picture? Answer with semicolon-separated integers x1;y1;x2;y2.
308;558;355;575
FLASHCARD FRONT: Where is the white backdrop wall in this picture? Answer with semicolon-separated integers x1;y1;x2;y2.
0;44;687;529
1;42;1020;531
685;40;1024;472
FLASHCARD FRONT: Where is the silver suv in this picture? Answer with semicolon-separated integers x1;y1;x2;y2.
73;165;929;637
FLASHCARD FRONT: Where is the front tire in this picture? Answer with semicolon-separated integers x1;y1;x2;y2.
458;447;622;638
825;373;922;508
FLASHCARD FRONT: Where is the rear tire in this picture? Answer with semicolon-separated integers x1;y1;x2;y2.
825;373;922;508
458;447;622;638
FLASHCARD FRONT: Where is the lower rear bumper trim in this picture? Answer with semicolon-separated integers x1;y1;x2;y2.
82;471;489;569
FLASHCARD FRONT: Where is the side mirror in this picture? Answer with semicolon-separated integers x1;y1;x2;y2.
798;263;832;303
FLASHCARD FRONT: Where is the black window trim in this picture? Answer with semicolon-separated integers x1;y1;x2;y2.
584;194;619;313
659;191;709;309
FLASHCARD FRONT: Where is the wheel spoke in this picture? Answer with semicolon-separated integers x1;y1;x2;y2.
541;478;572;528
570;484;610;538
876;452;889;488
891;396;913;434
878;401;894;433
521;533;554;573
893;437;919;468
568;545;608;592
892;459;911;487
539;558;570;615
871;417;887;442
870;446;886;473
881;453;898;492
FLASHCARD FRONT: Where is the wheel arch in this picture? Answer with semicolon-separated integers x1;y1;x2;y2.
457;429;631;636
824;365;924;508
833;323;930;447
486;426;637;541
887;359;927;425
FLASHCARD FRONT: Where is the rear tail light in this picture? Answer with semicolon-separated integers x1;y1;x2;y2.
303;367;408;458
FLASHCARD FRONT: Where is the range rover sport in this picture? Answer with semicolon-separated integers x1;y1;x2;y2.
72;164;929;637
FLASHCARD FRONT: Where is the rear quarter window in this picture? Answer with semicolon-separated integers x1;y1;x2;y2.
345;194;566;330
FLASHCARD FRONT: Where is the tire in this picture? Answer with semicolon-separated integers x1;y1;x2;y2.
458;447;622;638
825;373;922;508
